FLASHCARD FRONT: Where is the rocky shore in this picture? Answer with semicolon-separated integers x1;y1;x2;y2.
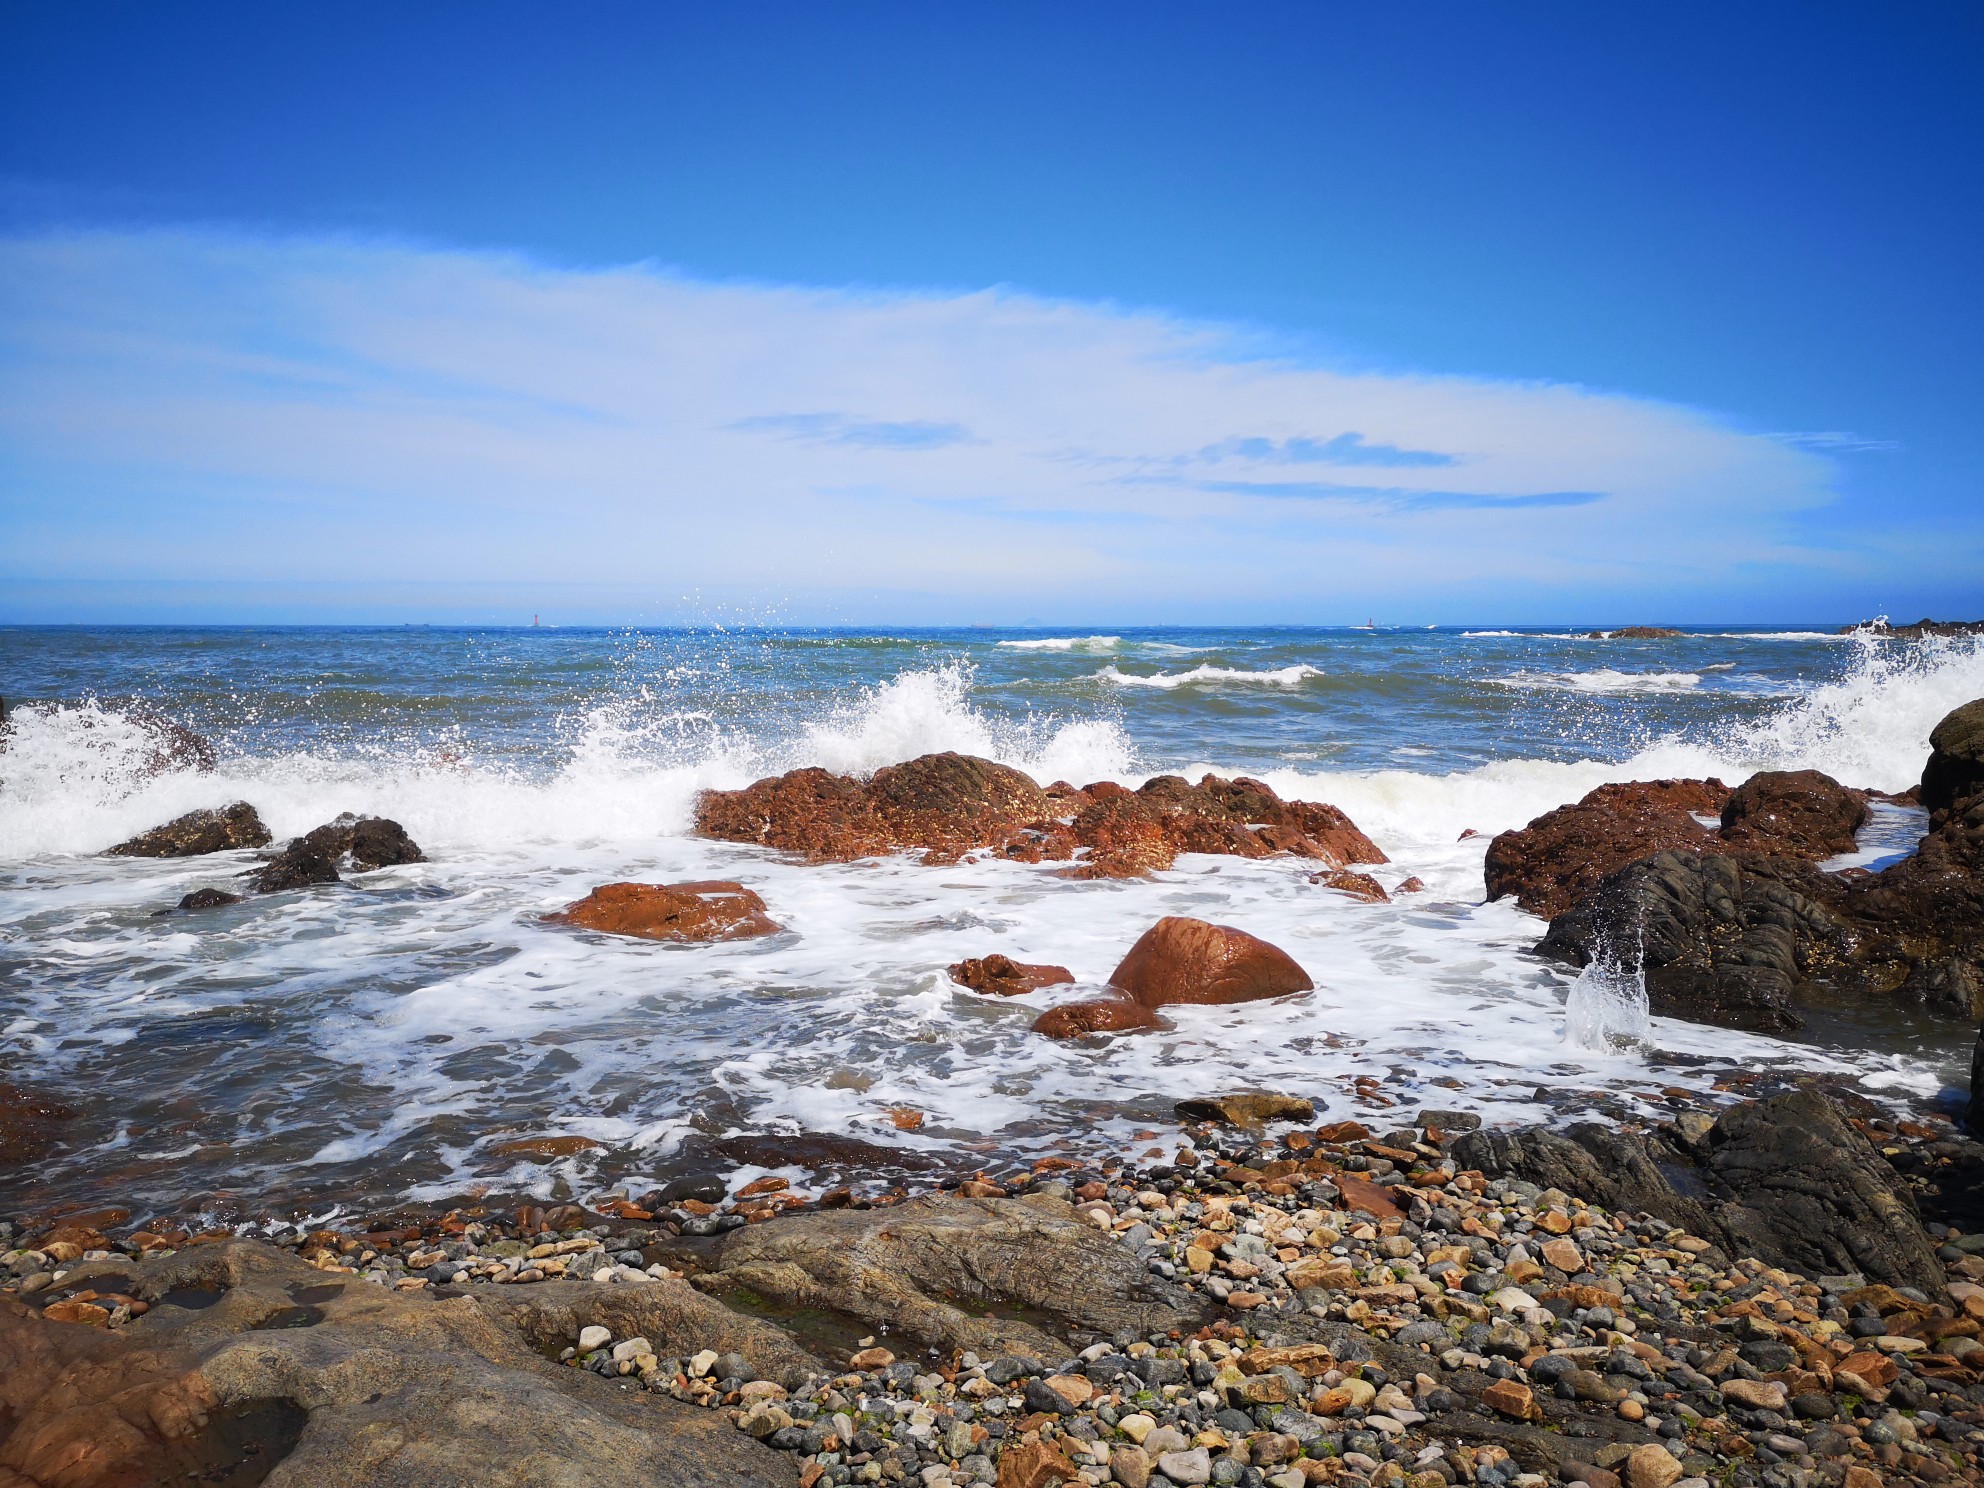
9;1088;1984;1487
10;694;1984;1485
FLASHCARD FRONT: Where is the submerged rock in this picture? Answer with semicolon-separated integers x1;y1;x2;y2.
1107;916;1313;1008
107;802;271;858
174;887;245;911
948;954;1075;996
0;1082;78;1167
1173;1093;1315;1127
551;881;782;943
1030;997;1165;1038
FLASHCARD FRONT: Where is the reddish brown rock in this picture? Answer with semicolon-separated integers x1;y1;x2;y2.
0;1082;78;1168
696;755;1385;877
996;1440;1080;1488
1030;998;1164;1038
1717;769;1868;857
550;881;781;942
948;955;1076;996
490;1136;606;1159
1309;869;1390;903
1106;916;1313;1008
1484;778;1732;918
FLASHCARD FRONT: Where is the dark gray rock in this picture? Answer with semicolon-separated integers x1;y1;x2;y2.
109;802;271;858
1455;1089;1945;1295
1923;698;1984;816
252;813;425;893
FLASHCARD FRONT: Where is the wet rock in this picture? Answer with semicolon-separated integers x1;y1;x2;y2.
550;881;782;943
1716;769;1867;858
701;1192;1206;1359
1031;997;1164;1038
1456;1088;1945;1293
949;955;1076;996
1922;698;1984;815
1589;627;1685;639
1174;1094;1316;1128
251;813;425;892
696;754;1385;876
0;1239;794;1487
1537;850;1837;1032
1107;916;1313;1008
0;1082;78;1167
1484;779;1730;919
108;802;271;857
1310;869;1390;903
130;708;219;775
175;887;246;911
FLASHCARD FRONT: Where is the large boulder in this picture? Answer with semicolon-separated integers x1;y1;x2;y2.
550;881;781;942
0;1239;796;1488
1922;698;1984;817
108;802;271;858
1484;780;1729;919
694;765;892;860
1455;1089;1946;1296
1716;769;1867;858
1107;917;1313;1008
701;1192;1206;1359
865;752;1054;857
1537;850;1847;1032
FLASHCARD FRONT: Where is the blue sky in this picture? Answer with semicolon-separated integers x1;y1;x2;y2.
2;2;1980;624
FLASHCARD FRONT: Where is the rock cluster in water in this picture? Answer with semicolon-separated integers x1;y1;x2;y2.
8;1090;1984;1488
1486;699;1984;1038
696;754;1386;878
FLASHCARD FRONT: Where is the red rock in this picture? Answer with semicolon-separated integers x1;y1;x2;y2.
1484;778;1731;918
1316;1121;1371;1143
1334;1172;1404;1221
1479;1378;1541;1420
1717;769;1869;857
39;1300;111;1327
996;1440;1080;1488
1310;869;1390;903
947;955;1076;996
1106;917;1313;1008
1031;998;1164;1038
1396;877;1426;893
886;1107;925;1131
694;766;893;860
549;881;780;942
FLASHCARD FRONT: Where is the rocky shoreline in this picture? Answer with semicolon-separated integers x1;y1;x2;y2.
9;1087;1984;1487
8;699;1984;1484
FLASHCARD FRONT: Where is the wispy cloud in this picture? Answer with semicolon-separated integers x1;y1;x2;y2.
1768;431;1903;453
0;227;1850;617
1203;433;1457;467
730;412;973;450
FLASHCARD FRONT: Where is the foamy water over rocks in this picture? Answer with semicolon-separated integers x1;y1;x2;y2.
3;623;1982;1219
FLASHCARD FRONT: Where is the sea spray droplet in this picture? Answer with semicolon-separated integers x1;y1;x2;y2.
1563;944;1651;1054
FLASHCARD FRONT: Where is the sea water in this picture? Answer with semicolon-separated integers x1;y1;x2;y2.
2;622;1980;1219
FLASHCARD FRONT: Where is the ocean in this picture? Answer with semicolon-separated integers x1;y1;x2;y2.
3;622;1981;1224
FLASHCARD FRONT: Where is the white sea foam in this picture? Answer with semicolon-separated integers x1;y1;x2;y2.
1493;668;1702;694
1095;663;1323;689
994;635;1122;652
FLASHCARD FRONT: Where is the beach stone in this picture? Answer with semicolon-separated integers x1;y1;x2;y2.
1156;1447;1212;1485
1311;869;1389;903
1478;1379;1540;1420
176;887;245;910
1111;1445;1154;1488
1721;1378;1788;1411
948;955;1075;996
577;1324;611;1352
1539;1238;1584;1273
994;1440;1080;1488
1031;997;1164;1038
551;880;781;943
108;802;271;857
1107;916;1312;1008
1624;1444;1683;1488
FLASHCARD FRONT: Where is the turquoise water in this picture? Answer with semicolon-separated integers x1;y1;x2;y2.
2;623;1979;1220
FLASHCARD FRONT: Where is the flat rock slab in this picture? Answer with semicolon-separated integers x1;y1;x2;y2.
0;1240;795;1488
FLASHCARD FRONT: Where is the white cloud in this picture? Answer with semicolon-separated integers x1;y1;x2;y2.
0;227;1844;618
